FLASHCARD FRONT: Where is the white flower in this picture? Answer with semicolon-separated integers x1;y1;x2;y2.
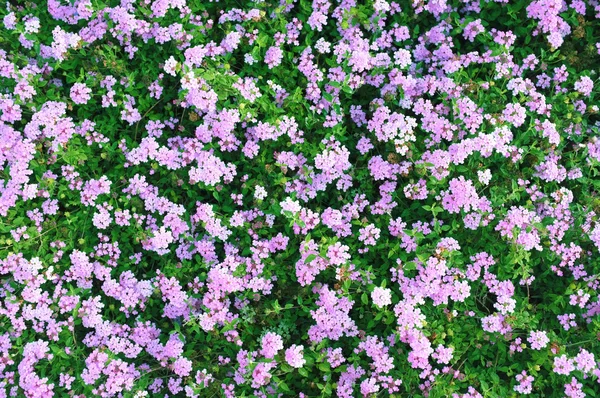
280;197;301;215
254;185;267;200
45;266;57;281
373;0;391;12
477;169;492;185
371;287;392;307
68;33;82;47
267;80;283;91
393;49;412;69
315;38;331;54
164;56;178;76
244;53;256;65
24;17;40;34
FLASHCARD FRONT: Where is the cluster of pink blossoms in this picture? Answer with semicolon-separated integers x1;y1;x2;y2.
1;0;600;397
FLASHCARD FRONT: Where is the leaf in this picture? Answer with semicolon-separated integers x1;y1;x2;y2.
403;262;417;272
304;254;317;264
278;381;291;392
318;362;330;372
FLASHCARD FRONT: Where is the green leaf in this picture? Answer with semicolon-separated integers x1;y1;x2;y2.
304;254;317;264
403;262;417;272
361;292;368;305
298;367;309;377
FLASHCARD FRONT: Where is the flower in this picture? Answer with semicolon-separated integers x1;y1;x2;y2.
285;345;305;368
280;198;301;215
477;169;492;185
371;287;392;307
254;185;267;200
164;56;178;76
553;355;575;375
265;46;283;69
315;38;331;53
260;332;283;359
70;83;92;105
514;371;534;394
574;76;593;97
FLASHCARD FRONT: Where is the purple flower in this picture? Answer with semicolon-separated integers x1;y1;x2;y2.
265;46;283;69
553;355;575;375
172;357;192;377
574;76;593;97
260;332;283;359
70;83;92;105
285;344;305;368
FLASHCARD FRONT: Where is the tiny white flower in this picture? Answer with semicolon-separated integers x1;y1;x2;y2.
280;197;301;215
315;38;331;54
373;0;391;12
244;53;256;65
254;185;267;201
393;49;412;69
24;17;40;34
371;287;392;307
164;56;178;76
478;169;492;185
45;266;56;281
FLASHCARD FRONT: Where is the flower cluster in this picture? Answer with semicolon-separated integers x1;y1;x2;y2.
1;0;599;397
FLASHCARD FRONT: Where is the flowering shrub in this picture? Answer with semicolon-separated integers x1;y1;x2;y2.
1;0;600;397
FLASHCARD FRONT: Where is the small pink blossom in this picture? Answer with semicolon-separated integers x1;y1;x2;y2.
70;83;92;105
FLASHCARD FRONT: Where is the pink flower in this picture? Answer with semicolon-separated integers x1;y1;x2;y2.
514;370;534;394
574;76;593;97
251;362;274;388
463;20;484;42
260;332;283;359
553;355;575;375
574;349;595;373
3;12;16;30
172;357;192;377
327;347;346;368
92;208;112;229
70;83;92;105
308;285;358;342
285;345;305;368
564;377;584;398
432;345;454;364
358;224;381;246
528;330;550;351
356;137;373;154
327;242;350;266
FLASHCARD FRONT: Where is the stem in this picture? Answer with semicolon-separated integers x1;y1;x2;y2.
565;339;597;347
134;99;163;142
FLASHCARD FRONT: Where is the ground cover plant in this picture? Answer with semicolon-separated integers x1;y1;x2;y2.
1;0;600;396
